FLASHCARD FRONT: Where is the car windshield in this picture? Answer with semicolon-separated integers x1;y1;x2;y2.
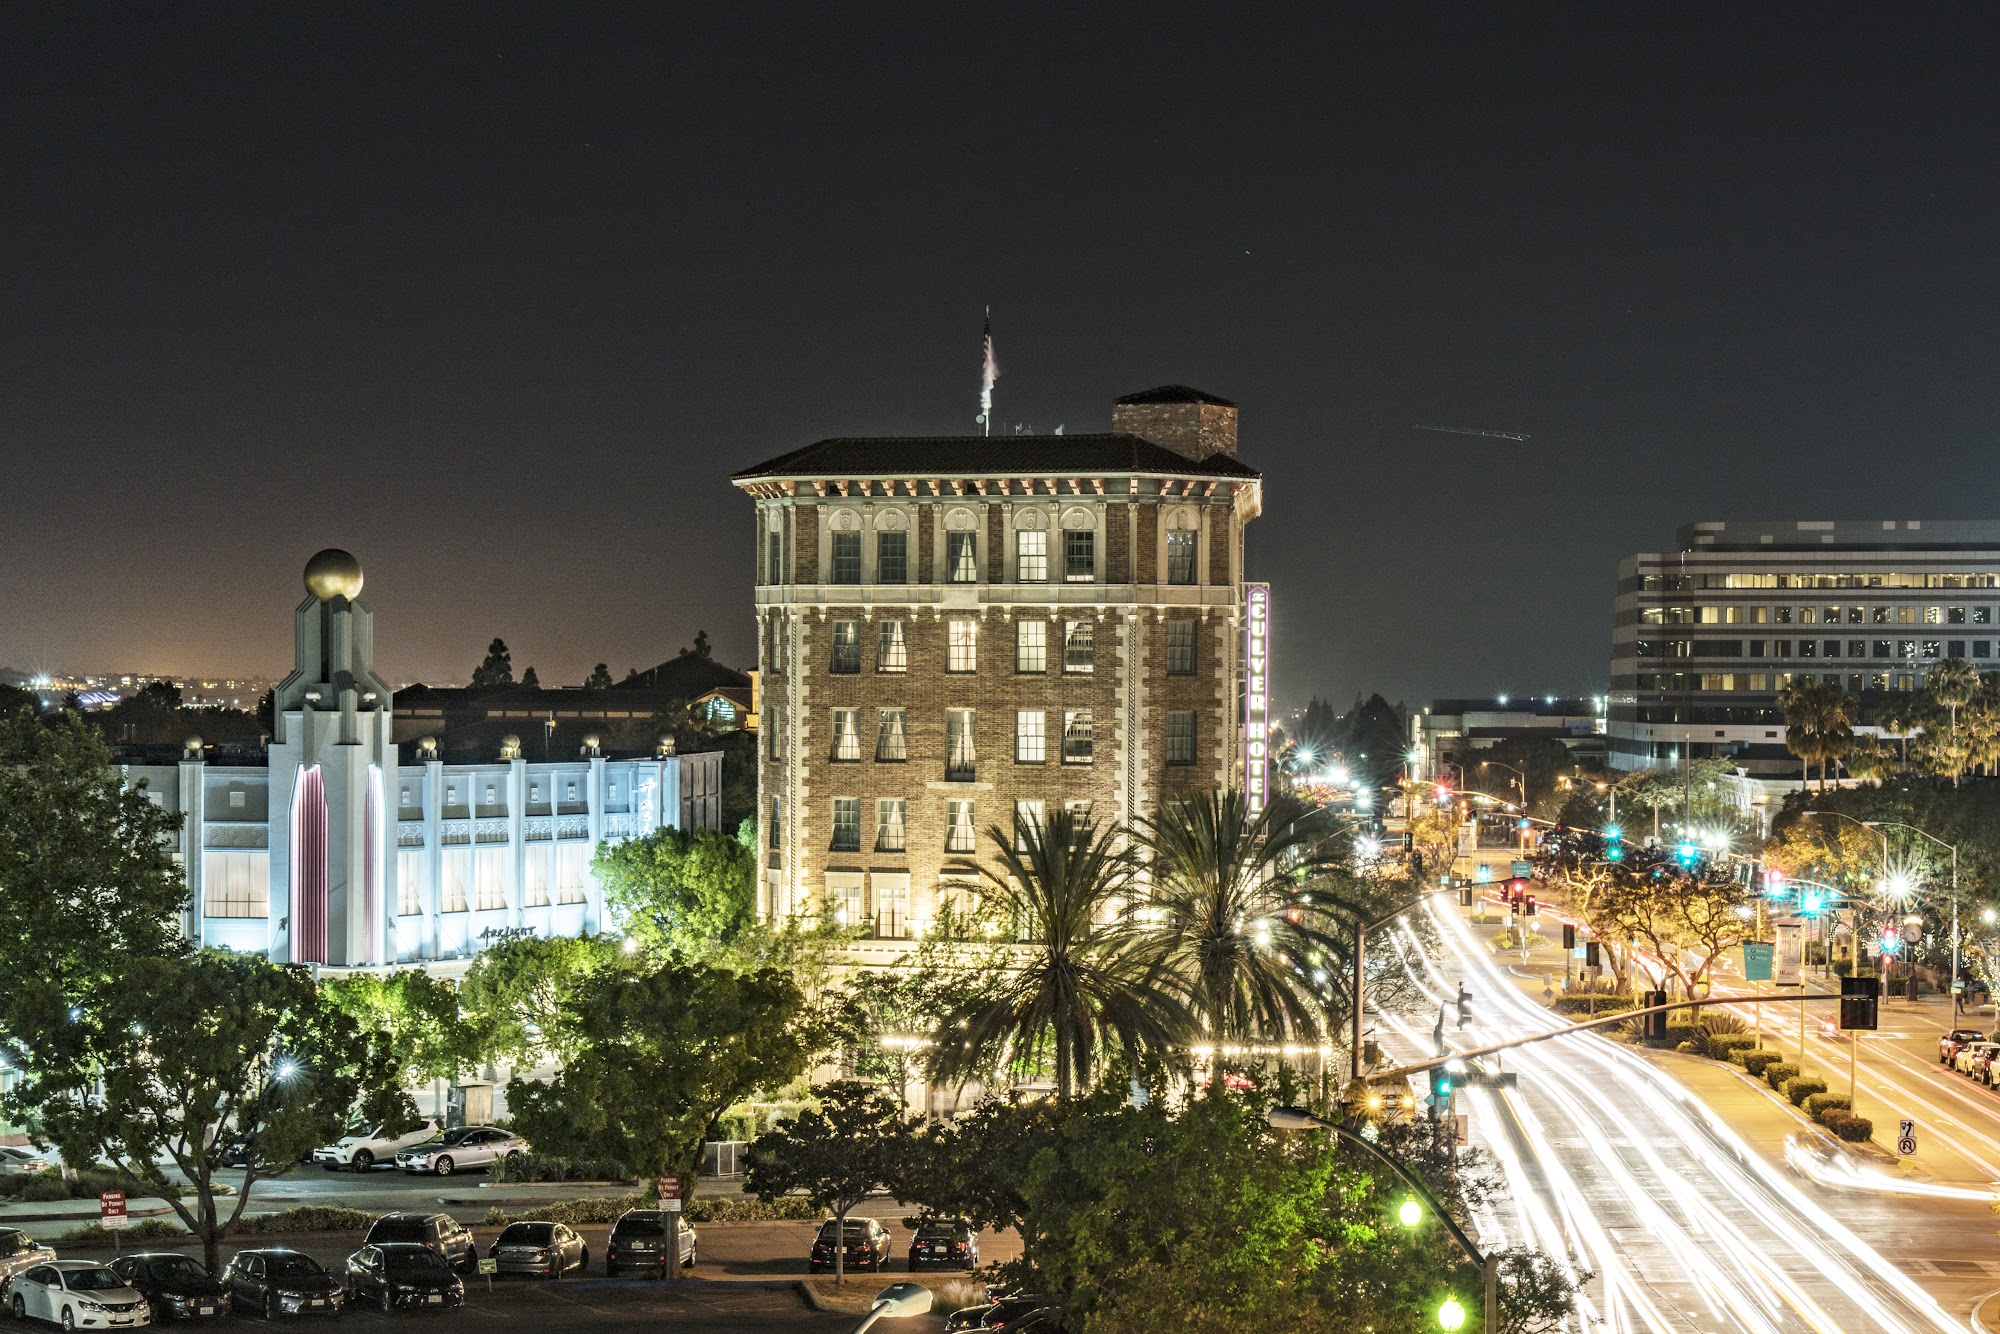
383;1250;447;1273
145;1257;209;1283
613;1221;665;1239
267;1255;325;1279
1;1232;33;1256
817;1221;873;1238
439;1128;477;1145
914;1222;961;1237
66;1269;128;1292
499;1224;553;1244
369;1221;427;1243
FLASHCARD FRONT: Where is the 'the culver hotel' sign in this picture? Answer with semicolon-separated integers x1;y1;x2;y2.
1244;583;1270;814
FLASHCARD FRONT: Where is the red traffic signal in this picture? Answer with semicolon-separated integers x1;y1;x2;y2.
1524;894;1538;917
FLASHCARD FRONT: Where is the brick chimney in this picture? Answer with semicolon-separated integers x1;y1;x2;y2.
1111;385;1238;461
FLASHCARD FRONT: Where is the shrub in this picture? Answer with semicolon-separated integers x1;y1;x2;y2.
478;1194;819;1228
1492;931;1547;952
1805;1093;1852;1123
1695;1012;1749;1038
1676;1041;1699;1054
1825;1111;1873;1142
57;1219;185;1245
1741;1051;1785;1077
1552;994;1636;1017
1660;1023;1696;1050
487;1153;633;1185
235;1207;379;1234
4;1174;73;1204
1765;1063;1800;1091
1783;1076;1828;1106
1706;1033;1758;1062
686;1195;820;1223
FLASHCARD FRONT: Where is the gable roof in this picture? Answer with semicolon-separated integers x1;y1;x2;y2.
1114;384;1237;407
616;655;752;695
730;432;1258;483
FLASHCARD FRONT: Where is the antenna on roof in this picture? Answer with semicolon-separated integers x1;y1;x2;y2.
976;308;998;437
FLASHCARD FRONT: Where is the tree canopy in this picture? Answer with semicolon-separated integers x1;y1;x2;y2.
459;935;632;1065
744;1079;905;1282
595;826;757;958
470;638;514;688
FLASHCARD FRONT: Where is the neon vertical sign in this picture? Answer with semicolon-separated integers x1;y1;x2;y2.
1244;583;1270;814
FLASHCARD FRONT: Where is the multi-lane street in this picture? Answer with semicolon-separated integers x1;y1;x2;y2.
1375;901;1996;1334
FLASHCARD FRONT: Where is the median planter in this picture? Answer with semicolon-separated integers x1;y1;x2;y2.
1706;1033;1757;1062
1764;1063;1800;1091
1784;1075;1829;1106
1805;1093;1852;1124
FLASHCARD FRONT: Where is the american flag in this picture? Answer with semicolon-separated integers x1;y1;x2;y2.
979;307;998;435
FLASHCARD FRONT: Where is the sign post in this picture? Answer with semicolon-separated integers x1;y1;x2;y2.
1742;941;1774;1048
1774;920;1805;1059
476;1257;496;1294
98;1191;127;1254
658;1175;683;1282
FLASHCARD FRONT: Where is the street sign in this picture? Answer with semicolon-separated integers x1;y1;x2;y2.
1741;941;1774;983
1897;1119;1917;1157
1511;860;1532;879
98;1190;127;1231
476;1258;497;1276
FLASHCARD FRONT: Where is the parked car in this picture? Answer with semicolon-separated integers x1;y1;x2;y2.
1954;1042;2000;1076
107;1254;227;1321
6;1261;151;1328
217;1136;311;1172
361;1215;475;1273
0;1147;56;1176
394;1127;527;1177
907;1218;978;1271
314;1120;440;1173
604;1210;696;1278
222;1249;344;1319
487;1222;588;1279
1940;1028;1987;1064
944;1296;1050;1332
342;1245;464;1312
0;1229;56;1288
808;1217;892;1274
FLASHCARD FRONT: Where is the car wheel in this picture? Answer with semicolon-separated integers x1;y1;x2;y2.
350;1150;373;1172
60;1308;74;1331
432;1156;454;1177
9;1295;23;1321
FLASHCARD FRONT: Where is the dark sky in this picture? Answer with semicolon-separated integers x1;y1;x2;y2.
6;4;1998;708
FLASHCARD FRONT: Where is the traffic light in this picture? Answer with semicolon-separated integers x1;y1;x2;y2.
1603;823;1622;842
1643;989;1669;1040
1459;886;1474;907
1765;867;1788;896
1606;842;1624;862
1585;940;1601;968
1675;841;1697;868
1517;817;1531;831
1524;894;1537;917
1562;922;1576;950
1429;1065;1454;1105
1456;983;1471;1028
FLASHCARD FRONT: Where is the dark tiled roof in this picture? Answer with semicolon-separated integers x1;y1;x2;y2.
617;656;752;695
731;432;1258;482
1114;384;1237;407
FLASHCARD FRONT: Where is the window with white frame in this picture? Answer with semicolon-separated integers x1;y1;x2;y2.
1063;620;1094;673
202;852;270;918
1014;800;1046;850
831;797;861;851
875;875;912;939
830;531;862;584
946;800;977;853
876;530;908;584
1167;620;1196;675
441;848;470;913
946;709;976;779
1016;529;1047;582
878;620;908;672
474;847;507;911
1016;710;1046;763
555;844;588;905
831;708;861;761
877;708;908;761
948;619;978;672
1063;710;1094;764
1064;528;1095;582
1016;619;1047;673
876;798;907;852
397;850;422;916
948;532;979;583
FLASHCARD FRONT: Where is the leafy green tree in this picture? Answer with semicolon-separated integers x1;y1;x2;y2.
1132;791;1336;1045
0;684;40;719
470;638;514;688
459;935;631;1065
586;663;614;690
595;826;756;957
320;970;488;1084
507;960;806;1183
1336;693;1408;792
744;1080;906;1283
927;810;1189;1100
0;710;189;1065
8;950;407;1274
844;900;1010;1095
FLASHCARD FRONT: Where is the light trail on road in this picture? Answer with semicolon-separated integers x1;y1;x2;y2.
1371;905;1969;1333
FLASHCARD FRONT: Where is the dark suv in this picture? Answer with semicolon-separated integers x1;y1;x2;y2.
908;1218;978;1271
363;1214;476;1273
605;1210;697;1278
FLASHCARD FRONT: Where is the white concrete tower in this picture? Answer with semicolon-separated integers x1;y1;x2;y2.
267;549;397;966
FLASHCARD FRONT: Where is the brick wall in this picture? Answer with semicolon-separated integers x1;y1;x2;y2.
795;506;820;584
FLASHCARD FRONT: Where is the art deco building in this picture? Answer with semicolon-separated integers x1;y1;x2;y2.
732;386;1264;942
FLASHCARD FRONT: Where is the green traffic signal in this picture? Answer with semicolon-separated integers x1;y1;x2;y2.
1438;1297;1466;1330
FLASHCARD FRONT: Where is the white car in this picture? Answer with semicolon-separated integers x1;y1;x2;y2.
0;1229;56;1287
6;1261;151;1328
394;1126;528;1176
313;1119;440;1172
1955;1042;2000;1076
0;1146;55;1175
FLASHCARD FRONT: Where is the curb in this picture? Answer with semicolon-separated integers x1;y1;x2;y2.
1649;1045;1897;1168
1970;1285;2000;1334
796;1279;829;1312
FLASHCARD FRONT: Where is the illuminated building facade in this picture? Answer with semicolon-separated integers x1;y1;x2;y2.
733;386;1263;944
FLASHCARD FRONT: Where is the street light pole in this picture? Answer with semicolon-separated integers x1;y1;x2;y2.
1866;820;1961;1011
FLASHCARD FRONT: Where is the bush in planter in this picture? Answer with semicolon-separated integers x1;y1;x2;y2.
1741;1050;1784;1077
1707;1033;1758;1062
1805;1093;1852;1123
1657;1023;1697;1050
1552;994;1637;1017
1823;1111;1873;1142
1676;1041;1699;1053
1783;1075;1829;1106
1764;1063;1800;1091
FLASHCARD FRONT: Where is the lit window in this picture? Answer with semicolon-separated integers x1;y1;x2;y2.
1063;620;1094;673
1898;606;1917;624
830;708;861;762
946;800;976;853
1016;530;1047;582
1923;640;1941;659
946;709;976;780
1016;620;1047;673
1166;531;1196;585
396;850;421;916
831;798;861;852
1014;800;1046;850
1949;606;1967;624
1774;607;1793;624
1016;710;1046;763
523;846;551;908
1926;606;1943;624
830;621;861;673
1848;640;1867;658
831;532;861;584
878;620;908;672
1872;640;1891;658
474;847;506;911
948;620;978;673
1063;710;1094;764
440;850;469;913
876;708;908;762
1976;607;1993;625
1166;711;1195;764
876;799;907;853
948;532;979;583
1873;606;1890;623
554;845;587;907
1065;529;1095;582
202;852;270;919
1166;620;1195;675
876;531;907;584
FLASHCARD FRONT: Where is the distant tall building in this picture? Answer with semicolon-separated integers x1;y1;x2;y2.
1610;520;2000;776
733;386;1264;939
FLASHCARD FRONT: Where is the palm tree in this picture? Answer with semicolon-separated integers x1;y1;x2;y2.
925;809;1188;1100
1778;677;1855;790
1130;791;1343;1045
1923;658;1982;787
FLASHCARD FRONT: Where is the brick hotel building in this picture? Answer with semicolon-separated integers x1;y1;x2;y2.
732;386;1264;938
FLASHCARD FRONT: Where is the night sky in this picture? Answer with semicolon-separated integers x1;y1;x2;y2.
6;4;1998;708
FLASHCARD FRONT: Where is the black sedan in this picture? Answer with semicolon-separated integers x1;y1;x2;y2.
908;1218;979;1272
342;1245;463;1313
222;1250;344;1319
107;1254;227;1321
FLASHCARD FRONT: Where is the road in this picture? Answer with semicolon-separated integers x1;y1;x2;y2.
1376;900;1995;1334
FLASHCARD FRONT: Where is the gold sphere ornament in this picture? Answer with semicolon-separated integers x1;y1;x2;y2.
303;548;364;601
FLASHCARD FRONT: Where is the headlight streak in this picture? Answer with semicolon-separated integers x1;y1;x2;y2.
1403;901;1965;1334
1784;1134;2000;1203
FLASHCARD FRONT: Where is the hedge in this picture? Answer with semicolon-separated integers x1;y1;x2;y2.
236;1207;379;1234
1658;1023;1697;1050
1705;1033;1758;1062
1764;1063;1800;1091
487;1153;633;1185
1784;1076;1829;1106
1552;994;1636;1017
1741;1051;1785;1077
1805;1093;1852;1124
1823;1110;1874;1142
58;1219;186;1244
479;1195;821;1228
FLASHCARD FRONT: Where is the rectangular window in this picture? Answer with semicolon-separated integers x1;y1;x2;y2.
948;619;978;672
1799;640;1816;658
1926;606;1943;624
828;879;862;928
441;849;469;913
1751;606;1769;624
1822;639;1841;658
1748;640;1765;657
1873;640;1891;658
769;796;782;848
1166;711;1196;764
1065;529;1095;582
876;877;911;939
523;846;551;909
1977;607;1993;625
946;709;976;780
1977;641;1993;658
1016;619;1047;673
1748;673;1769;691
1167;620;1196;675
830;708;861;762
396;850;422;916
767;532;783;585
1896;672;1916;691
202;852;271;919
1014;800;1046;850
1950;606;1967;624
1063;709;1094;764
1899;639;1918;658
768;705;784;759
1848;606;1865;624
1773;607;1792;624
1868;672;1889;690
831;798;861;852
1166;531;1197;585
946;800;976;853
1016;710;1046;763
1898;605;1917;624
830;621;861;673
876;708;908;761
877;619;908;673
1016;529;1048;582
876;799;907;852
555;844;588;905
1873;606;1890;623
1772;640;1791;657
876;531;907;584
1949;640;1966;658
947;531;979;583
1923;640;1942;659
830;531;862;584
474;847;507;912
1698;607;1719;624
1064;619;1095;673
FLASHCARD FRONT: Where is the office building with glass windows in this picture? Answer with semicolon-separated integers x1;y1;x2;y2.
732;386;1263;948
1609;520;2000;776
